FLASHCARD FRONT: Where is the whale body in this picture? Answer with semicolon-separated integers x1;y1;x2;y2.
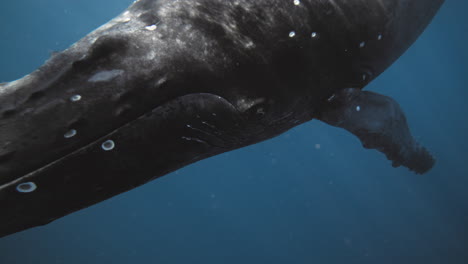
0;0;444;238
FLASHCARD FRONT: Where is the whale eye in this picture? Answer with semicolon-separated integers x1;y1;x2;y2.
73;36;130;70
102;140;115;151
16;182;37;193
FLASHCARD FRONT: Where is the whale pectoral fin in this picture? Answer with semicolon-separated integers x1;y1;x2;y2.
318;88;434;174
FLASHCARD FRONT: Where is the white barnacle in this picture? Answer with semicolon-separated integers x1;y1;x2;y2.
311;32;318;38
145;24;157;31
16;182;37;193
294;0;301;5
356;106;361;112
64;129;77;139
70;94;82;102
359;41;366;48
377;34;383;40
88;69;124;82
289;31;296;38
101;140;115;151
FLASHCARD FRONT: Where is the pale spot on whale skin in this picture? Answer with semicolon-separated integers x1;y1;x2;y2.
64;129;77;139
70;94;82;102
145;25;157;31
245;41;255;49
16;182;37;193
102;140;115;151
117;11;132;23
236;97;266;112
88;70;124;82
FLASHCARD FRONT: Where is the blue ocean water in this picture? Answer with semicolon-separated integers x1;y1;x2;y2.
0;0;467;263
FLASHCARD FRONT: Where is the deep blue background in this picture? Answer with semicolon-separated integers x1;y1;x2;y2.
0;1;467;263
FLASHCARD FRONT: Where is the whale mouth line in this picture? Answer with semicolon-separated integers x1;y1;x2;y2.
0;92;234;192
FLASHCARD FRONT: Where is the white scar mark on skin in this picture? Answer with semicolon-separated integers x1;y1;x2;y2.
145;24;158;31
236;97;266;112
88;69;124;82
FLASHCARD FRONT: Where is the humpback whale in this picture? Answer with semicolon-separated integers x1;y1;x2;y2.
0;0;445;238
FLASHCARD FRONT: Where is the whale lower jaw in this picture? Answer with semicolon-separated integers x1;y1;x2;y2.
0;93;248;238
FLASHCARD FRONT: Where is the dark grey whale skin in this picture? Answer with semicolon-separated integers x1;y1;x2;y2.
0;0;444;238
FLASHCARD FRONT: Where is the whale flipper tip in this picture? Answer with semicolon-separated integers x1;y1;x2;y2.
318;88;435;174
